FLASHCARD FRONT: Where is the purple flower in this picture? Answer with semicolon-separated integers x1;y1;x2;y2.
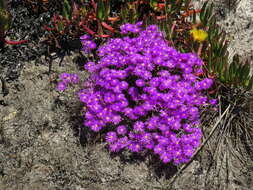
111;115;122;125
209;99;217;105
142;71;152;80
89;103;103;113
183;145;194;157
70;74;79;84
60;73;72;82
128;142;142;152
170;120;181;131
105;132;118;143
81;36;97;53
133;121;145;133
123;107;133;115
110;78;120;86
194;78;213;90
85;40;97;49
117;136;129;148
157;136;170;146
110;103;121;112
144;141;155;149
85;61;97;72
119;81;129;90
117;125;128;135
80;34;90;40
183;123;193;133
135;79;145;87
154;144;165;155
173;149;182;160
191;139;201;148
201;78;213;89
57;72;80;91
104;92;116;103
140;133;153;144
164;60;176;68
56;82;67;91
181;134;192;145
85;111;94;120
118;99;129;108
90;122;102;132
160;152;172;163
120;22;142;34
158;124;169;131
141;102;153;111
133;106;146;116
146;117;158;130
109;143;121;152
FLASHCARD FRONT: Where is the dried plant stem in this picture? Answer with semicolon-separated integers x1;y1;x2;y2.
164;105;231;188
4;39;28;45
169;21;177;47
0;76;9;96
197;42;203;57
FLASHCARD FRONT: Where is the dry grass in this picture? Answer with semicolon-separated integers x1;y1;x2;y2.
203;87;253;188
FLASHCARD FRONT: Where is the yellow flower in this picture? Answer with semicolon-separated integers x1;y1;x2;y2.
189;28;208;42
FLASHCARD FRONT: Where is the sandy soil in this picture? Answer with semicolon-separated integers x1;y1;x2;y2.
0;53;252;190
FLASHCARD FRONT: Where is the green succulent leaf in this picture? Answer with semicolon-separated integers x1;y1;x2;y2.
200;1;208;24
220;42;228;57
167;0;176;14
104;0;110;20
246;76;253;90
57;21;64;32
163;22;169;39
207;24;218;42
63;0;71;20
205;3;213;25
150;0;158;10
97;0;106;21
200;2;214;26
218;58;225;77
207;49;212;71
164;0;169;14
241;63;251;81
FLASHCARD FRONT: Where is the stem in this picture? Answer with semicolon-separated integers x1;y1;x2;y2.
169;21;176;47
197;42;203;57
4;39;28;45
79;23;96;35
97;20;103;36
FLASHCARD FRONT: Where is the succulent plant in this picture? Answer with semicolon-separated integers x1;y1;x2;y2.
196;2;253;91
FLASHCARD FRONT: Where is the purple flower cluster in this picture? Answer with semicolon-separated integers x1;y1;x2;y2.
80;34;96;53
79;23;215;164
120;22;143;34
56;73;79;91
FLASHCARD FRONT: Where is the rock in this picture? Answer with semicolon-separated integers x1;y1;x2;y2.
193;0;253;66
